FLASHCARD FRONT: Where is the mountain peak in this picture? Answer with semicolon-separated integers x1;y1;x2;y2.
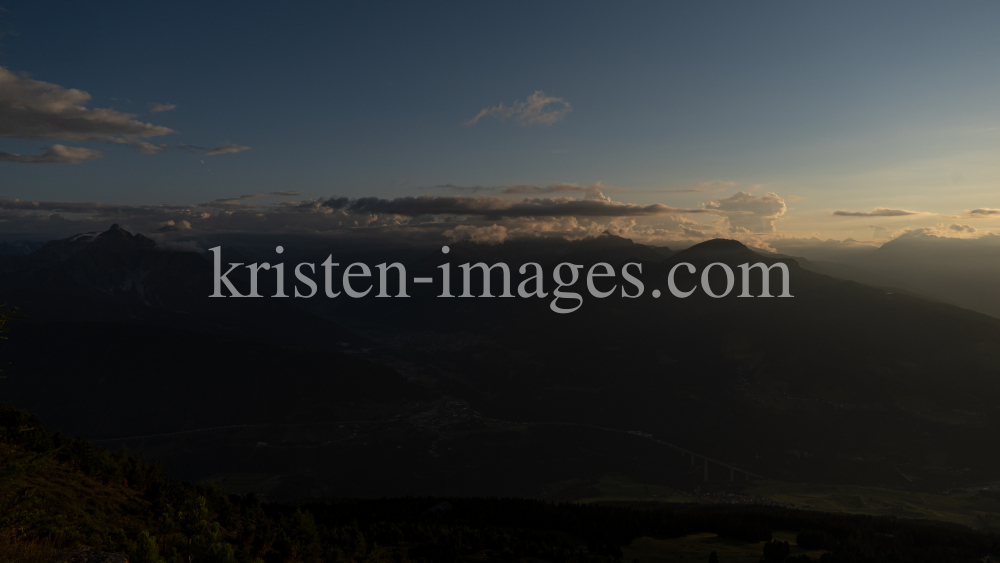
685;238;751;253
687;238;748;251
100;223;130;237
671;238;760;263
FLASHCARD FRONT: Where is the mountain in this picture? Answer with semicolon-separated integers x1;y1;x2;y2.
0;239;45;256
311;235;1000;490
849;233;1000;319
5;226;1000;499
0;224;362;348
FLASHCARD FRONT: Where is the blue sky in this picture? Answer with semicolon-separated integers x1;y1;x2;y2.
1;1;999;247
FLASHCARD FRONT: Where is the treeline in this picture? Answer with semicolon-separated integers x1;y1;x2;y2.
2;404;999;563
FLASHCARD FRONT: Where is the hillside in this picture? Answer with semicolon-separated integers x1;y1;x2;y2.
2;405;1000;563
852;234;1000;319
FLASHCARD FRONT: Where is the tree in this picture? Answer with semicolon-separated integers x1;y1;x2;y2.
0;303;18;375
0;303;19;339
762;540;790;563
796;529;827;550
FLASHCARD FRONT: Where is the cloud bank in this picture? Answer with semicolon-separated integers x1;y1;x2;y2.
6;188;990;257
0;188;724;249
325;194;709;219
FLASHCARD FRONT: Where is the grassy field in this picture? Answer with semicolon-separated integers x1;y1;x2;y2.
621;532;826;563
563;475;1000;532
745;481;1000;531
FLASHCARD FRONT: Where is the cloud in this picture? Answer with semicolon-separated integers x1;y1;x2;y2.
703;191;786;233
832;208;922;217
651;188;720;193
501;184;589;195
178;143;251;156
0;144;103;164
0;187;735;248
205;142;251;156
499;182;623;197
962;208;1000;218
270;190;303;197
434;182;622;196
202;194;265;208
134;141;167;155
464;90;571;126
0;199;139;213
327;194;710;219
0;66;175;144
149;103;177;113
868;224;891;239
443;224;508;244
155;219;192;232
681;225;707;237
892;223;980;239
433;183;495;194
893;227;939;239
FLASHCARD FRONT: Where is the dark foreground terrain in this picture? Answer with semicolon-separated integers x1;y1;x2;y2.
3;404;1000;563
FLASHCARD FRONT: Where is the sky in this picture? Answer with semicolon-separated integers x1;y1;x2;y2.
1;1;999;252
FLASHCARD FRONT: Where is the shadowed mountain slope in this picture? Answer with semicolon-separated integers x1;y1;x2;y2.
4;226;1000;496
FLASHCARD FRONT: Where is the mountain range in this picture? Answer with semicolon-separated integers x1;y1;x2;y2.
2;226;1000;500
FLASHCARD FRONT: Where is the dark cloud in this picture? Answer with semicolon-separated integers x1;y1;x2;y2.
178;142;251;156
648;188;720;194
270;190;303;197
324;196;351;210
324;194;709;218
206;142;250;156
501;183;589;195
963;208;1000;218
433;184;495;193
0;199;158;215
199;194;265;209
433;182;624;196
177;143;250;156
0;144;103;164
0;191;716;246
